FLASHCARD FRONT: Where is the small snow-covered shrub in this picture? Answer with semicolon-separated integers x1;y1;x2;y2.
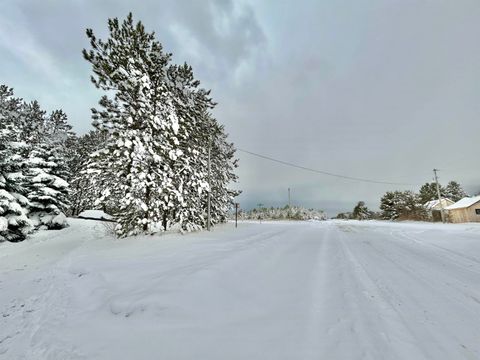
30;212;68;230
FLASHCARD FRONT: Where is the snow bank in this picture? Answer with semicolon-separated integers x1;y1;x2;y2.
78;209;113;221
0;217;8;232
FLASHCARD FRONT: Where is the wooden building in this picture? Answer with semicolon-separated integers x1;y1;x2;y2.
445;196;480;223
424;198;454;222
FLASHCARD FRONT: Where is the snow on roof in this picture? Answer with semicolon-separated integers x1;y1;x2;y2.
424;198;453;210
445;196;480;210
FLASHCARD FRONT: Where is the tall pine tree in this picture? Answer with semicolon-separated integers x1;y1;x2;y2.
0;85;32;241
83;14;190;235
83;14;239;236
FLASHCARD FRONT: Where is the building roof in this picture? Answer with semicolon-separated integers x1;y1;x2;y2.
424;198;453;210
445;196;480;210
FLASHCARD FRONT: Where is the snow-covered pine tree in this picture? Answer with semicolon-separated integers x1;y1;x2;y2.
83;14;239;235
444;181;467;202
400;191;428;220
19;100;45;146
18;100;47;188
165;64;215;231
47;110;75;142
46;109;74;199
206;119;240;225
352;201;371;220
46;109;76;180
83;13;189;236
1;86;73;236
24;147;69;229
419;182;446;204
67;130;108;216
165;63;239;231
380;190;427;221
380;191;400;220
22;103;70;229
0;85;32;241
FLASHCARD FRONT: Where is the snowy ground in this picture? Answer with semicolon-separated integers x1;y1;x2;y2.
1;219;480;360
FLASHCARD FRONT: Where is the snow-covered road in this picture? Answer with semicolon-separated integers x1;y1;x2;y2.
1;220;480;359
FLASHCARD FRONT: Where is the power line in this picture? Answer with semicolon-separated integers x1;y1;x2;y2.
237;148;419;186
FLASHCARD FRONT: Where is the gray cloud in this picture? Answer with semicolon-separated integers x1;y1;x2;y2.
0;0;266;132
215;0;480;213
166;0;267;85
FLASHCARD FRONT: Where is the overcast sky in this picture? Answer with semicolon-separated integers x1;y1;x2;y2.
1;0;479;215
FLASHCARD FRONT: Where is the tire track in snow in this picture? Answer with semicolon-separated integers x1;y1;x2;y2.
3;220;480;359
389;229;480;274
370;230;480;311
339;223;480;359
333;224;425;360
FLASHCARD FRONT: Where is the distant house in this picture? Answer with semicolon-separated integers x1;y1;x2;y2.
445;196;480;223
424;198;454;222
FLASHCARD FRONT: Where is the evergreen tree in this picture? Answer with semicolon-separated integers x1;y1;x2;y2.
46;110;74;142
418;182;445;204
164;64;212;231
380;191;399;220
24;146;69;228
194;115;239;228
18;100;45;146
83;14;191;236
67;130;108;216
352;201;371;220
380;190;427;221
444;181;467;202
83;14;240;236
47;109;76;181
0;85;73;237
23;107;70;229
208;123;240;224
164;63;239;231
398;191;428;220
83;13;239;235
0;85;32;241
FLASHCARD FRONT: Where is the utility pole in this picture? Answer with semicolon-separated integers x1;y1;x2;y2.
433;168;446;223
207;137;212;231
235;203;239;228
288;188;291;208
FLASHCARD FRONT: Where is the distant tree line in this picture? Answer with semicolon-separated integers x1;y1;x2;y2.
337;180;468;221
239;205;327;221
0;14;239;242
